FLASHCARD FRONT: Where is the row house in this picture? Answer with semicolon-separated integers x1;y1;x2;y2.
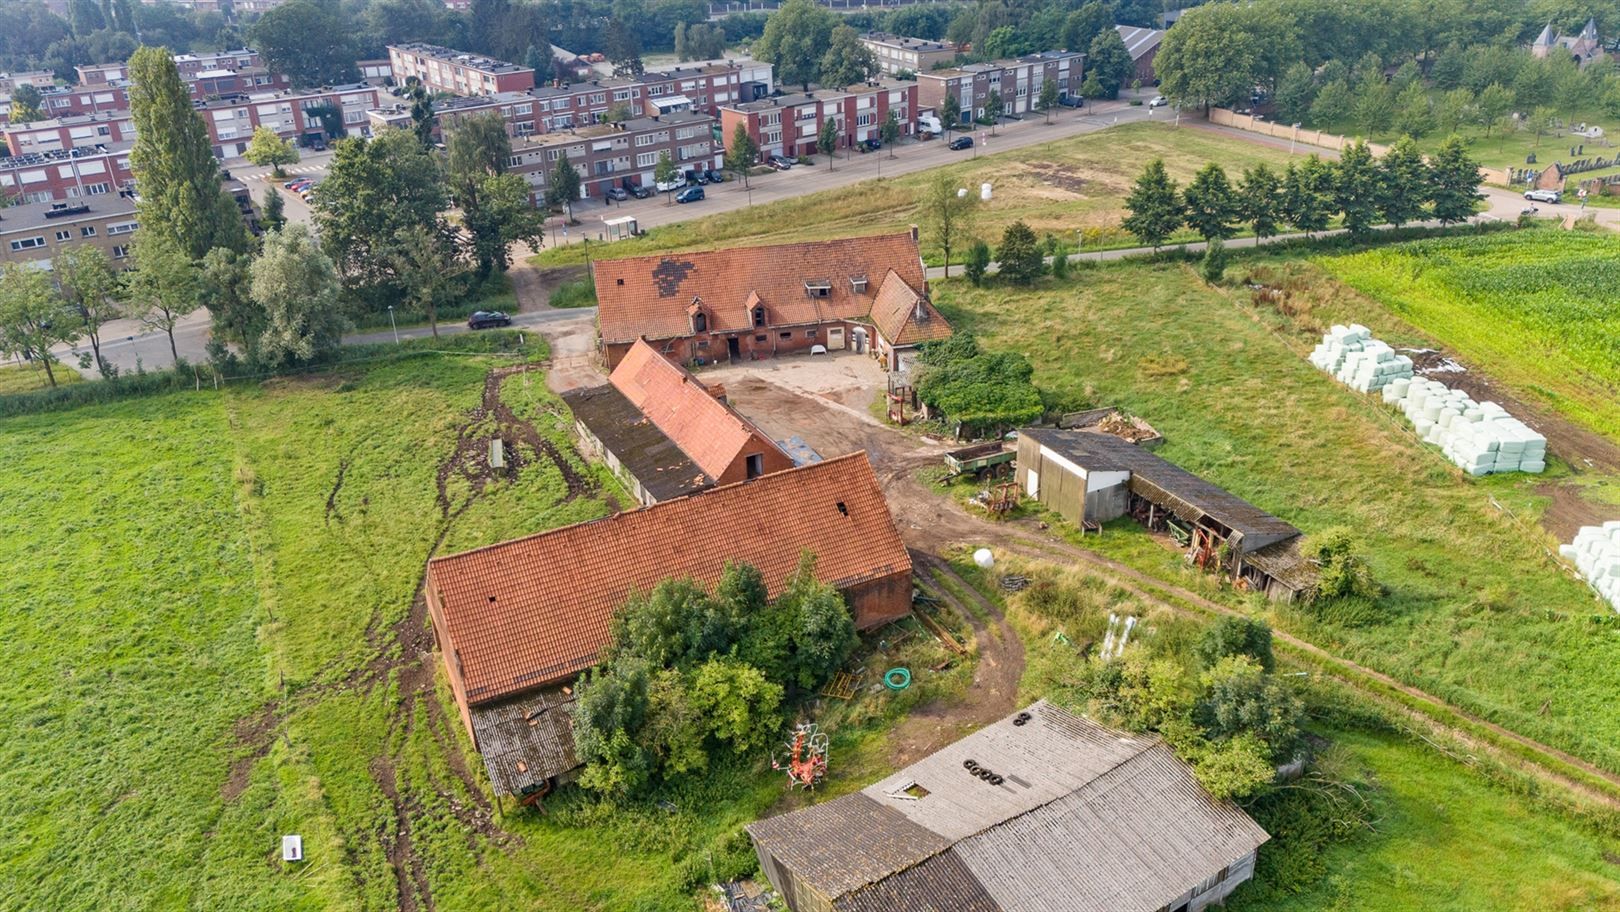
4;112;136;156
77;49;267;86
521;59;771;135
21;68;289;124
387;43;536;96
507;112;721;205
719;79;919;162
0;71;57;94
915;50;1084;126
858;33;959;75
0;194;141;269
0;144;134;205
199;84;382;157
357;59;394;85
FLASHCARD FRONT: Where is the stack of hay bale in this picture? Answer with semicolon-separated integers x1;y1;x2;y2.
1560;524;1620;611
1383;377;1547;474
1309;325;1414;393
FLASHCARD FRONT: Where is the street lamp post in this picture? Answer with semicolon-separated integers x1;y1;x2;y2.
387;305;398;344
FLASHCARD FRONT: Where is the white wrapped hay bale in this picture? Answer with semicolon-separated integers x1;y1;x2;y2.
1568;525;1620;613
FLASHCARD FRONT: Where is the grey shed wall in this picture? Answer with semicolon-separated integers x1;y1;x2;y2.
1015;434;1128;525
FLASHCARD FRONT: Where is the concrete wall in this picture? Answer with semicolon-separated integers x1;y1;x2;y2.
1207;108;1510;184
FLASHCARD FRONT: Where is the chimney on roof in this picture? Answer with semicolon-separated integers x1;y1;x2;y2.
909;223;919;242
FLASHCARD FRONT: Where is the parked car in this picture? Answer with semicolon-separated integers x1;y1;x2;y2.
858;138;881;152
1524;188;1562;203
628;183;654;199
675;185;705;203
605;186;629;201
285;178;312;190
468;310;512;329
1149;95;1168;107
655;173;687;193
767;156;793;171
310;135;327;152
1058;95;1083;107
948;136;974;151
686;169;710;185
704;169;726;183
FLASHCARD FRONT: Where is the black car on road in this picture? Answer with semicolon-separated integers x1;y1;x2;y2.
704;169;726;183
468;310;513;329
949;136;974;150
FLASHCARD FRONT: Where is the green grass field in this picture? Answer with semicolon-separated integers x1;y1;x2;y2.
936;256;1620;778
534;122;1299;268
0;361;83;393
1318;229;1620;440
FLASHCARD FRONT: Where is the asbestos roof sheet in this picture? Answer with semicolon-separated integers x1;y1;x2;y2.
1018;427;1300;553
470;686;578;795
610;339;789;480
559;382;713;501
426;452;911;705
747;793;951;899
835;850;999;912
869;270;954;348
1114;25;1166;60
592;232;927;343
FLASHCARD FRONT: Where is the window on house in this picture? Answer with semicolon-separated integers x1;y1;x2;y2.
804;280;831;297
807;329;818;338
111;245;128;258
754;334;766;342
746;454;765;478
752;306;765;328
849;276;868;292
10;236;46;251
80;226;95;237
54;230;71;241
778;331;792;339
692;312;707;332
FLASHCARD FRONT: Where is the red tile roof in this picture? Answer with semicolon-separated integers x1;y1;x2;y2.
593;232;928;343
869;270;954;347
610;338;790;481
426;452;912;705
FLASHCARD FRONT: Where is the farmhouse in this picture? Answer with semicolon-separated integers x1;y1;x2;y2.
591;230;950;371
1530;19;1607;65
747;700;1269;912
423;452;913;797
562;338;795;505
1016;427;1314;600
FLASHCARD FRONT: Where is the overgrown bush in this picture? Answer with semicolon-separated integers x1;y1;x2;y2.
1305;526;1381;600
913;333;1044;436
964;239;991;286
1202;236;1229;282
1196;615;1276;672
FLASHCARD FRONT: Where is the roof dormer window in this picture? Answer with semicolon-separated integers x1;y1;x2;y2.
752;304;766;328
804;279;831;298
849;275;868;293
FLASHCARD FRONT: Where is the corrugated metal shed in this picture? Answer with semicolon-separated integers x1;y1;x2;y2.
1017;428;1300;554
747;793;950;899
470;687;579;795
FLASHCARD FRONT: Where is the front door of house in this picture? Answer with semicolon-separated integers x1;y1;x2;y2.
727;336;741;360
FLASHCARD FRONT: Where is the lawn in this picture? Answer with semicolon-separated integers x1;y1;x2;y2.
1317;228;1620;441
0;361;83;393
934;257;1620;779
532;121;1300;268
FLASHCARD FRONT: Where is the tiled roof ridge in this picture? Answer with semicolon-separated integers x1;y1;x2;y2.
613;339;779;476
608;230;918;272
427;450;874;566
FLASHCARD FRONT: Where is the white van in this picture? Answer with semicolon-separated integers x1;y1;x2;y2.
655;172;687;193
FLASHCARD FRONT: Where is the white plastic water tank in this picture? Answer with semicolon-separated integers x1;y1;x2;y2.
973;548;994;569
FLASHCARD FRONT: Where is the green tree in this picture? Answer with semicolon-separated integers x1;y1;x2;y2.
1062;2;1110;57
244;125;299;178
1475;82;1514;138
125;231;200;364
1335;140;1383;236
260;185;286;233
1195;616;1275;672
547;154;582;219
1434;87;1476;136
1182;162;1239;241
1079;71;1107;103
941;92;962;136
250;0;356;87
754;0;837;90
468;172;544;276
763;554;855;690
8;84;44;123
654;150;678;204
388;223;463;338
1308;79;1353;125
1430;42;1466;89
1282;156;1335;236
1196;655;1304;762
880;109;900;157
690;657;783;754
643;668;706;775
673;20;687;60
1121;158;1183;250
1274;62;1316;124
574;660;654;796
127;46;247;259
52;245;120;377
1305;526;1382;599
725;122;759;186
603;16;644;77
964;238;991;285
984;89;1003;134
1036;76;1060;124
1200;237;1227;283
250;223;345;368
919;173;976;277
913;333;1043;433
0;263;79;388
1236;163;1281;240
1392;81;1432;138
819;24;877;88
198;248;260;367
445;111;511;207
1085;27;1132;100
1352;67;1395;135
397;76;437;149
1191;732;1275;801
312;130;447;308
1432;136;1483;226
816;117;839;169
1153;2;1292;111
1378;136;1430;228
524;44;545;72
996;220;1043;284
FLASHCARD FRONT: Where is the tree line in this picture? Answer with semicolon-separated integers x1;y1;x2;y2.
0;45;546;385
1122;137;1486;249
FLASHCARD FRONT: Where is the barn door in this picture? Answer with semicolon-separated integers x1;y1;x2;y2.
1026;468;1039;498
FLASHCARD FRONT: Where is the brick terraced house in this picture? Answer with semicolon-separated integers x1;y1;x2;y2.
591;230;950;370
915;51;1084;125
562;338;795;505
423;452;914;798
387;43;537;96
